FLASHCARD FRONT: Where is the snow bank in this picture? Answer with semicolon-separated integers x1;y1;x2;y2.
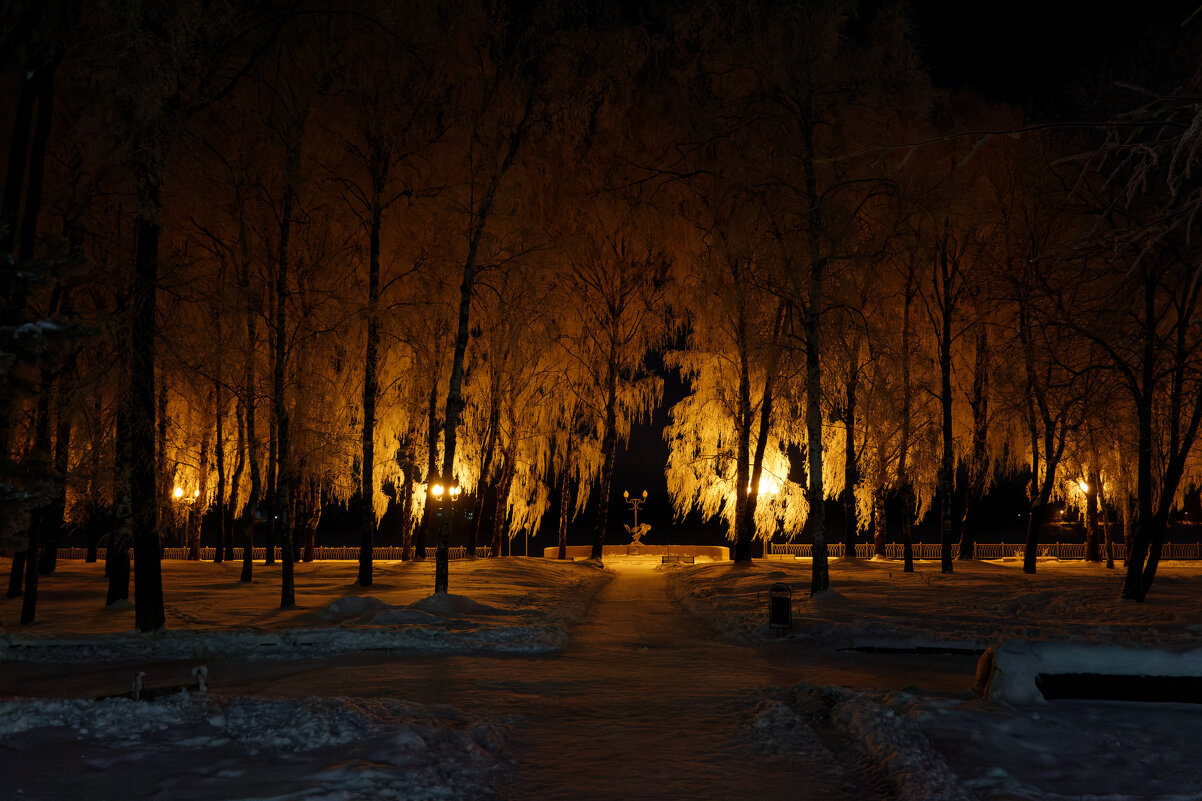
754;684;972;801
975;639;1202;704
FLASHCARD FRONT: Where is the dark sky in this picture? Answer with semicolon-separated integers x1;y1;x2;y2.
908;0;1198;114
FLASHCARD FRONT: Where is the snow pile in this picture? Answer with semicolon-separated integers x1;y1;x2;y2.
0;693;508;800
410;593;519;617
975;639;1202;704
0;557;611;661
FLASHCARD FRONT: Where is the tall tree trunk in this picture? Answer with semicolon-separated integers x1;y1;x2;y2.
106;387;132;606
240;278;260;583
399;433;416;560
434;97;528;592
190;413;210;560
358;197;382;586
742;350;781;560
469;391;500;557
38;383;71;575
1084;466;1100;563
733;310;753;563
871;482;887;558
590;348;619;560
131;196;165;631
842;340;860;560
938;244;955;574
490;447;516;559
898;271;916;573
799;107;829;595
226;400;245;562
264;423;276;565
213;374;226;563
417;385;439;562
274;140;297;608
157;380;170;547
959;328;989;560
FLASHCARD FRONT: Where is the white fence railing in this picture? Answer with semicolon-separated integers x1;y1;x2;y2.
51;546;489;561
769;541;1202;560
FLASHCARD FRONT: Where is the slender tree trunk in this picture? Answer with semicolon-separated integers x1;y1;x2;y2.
274;141;297;608
871;482;887;558
490;448;516;559
188;415;210;560
842;340;860;560
7;553;26;598
959;329;989;560
938;245;955;574
226;400;245;561
106;392;132;606
557;461;573;561
131;192;165;630
733;312;753;563
798;109;829;595
214;375;226;563
358;191;382;585
399;434;416;560
469;392;499;557
898;271;916;573
417;385;439;562
741;339;781;560
240;278;260;583
156;380;170;547
1084;466;1100;563
37;376;71;576
591;349;619;561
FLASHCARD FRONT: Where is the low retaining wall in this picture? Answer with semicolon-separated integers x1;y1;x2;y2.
541;544;729;560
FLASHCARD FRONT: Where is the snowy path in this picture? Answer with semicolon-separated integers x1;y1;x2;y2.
207;560;971;800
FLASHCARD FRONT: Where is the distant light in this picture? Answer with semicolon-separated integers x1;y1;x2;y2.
431;483;445;499
193;488;200;499
449;484;462;500
1079;480;1089;493
173;486;184;499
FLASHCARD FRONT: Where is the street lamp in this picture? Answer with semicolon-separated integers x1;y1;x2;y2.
432;476;460;592
623;489;647;528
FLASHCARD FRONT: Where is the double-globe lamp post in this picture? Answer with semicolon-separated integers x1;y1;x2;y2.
431;476;461;594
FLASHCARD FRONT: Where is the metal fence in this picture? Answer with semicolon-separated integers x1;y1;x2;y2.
769;541;1202;560
53;546;489;561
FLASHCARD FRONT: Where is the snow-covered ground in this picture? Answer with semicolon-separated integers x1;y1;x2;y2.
4;553;1202;800
0;557;611;660
667;555;1202;650
1;691;510;800
664;556;1202;800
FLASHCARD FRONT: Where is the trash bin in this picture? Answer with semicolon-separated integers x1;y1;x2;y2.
769;582;792;635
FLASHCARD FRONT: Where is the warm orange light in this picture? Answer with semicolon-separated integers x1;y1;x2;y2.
431;483;445;499
449;484;462;499
1079;480;1090;494
751;476;780;495
173;486;184;499
193;488;200;499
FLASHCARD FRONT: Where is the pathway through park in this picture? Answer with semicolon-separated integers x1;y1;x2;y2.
219;558;974;800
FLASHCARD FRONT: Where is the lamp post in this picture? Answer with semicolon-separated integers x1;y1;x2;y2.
174;486;200;558
431;476;460;593
623;489;647;528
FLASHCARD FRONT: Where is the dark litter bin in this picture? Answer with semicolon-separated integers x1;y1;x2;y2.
768;582;792;635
